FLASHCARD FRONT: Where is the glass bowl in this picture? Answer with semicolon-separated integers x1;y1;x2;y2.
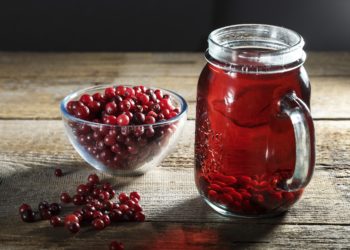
60;84;188;175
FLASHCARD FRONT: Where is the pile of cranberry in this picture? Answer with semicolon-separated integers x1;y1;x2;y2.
65;85;180;171
198;172;303;215
19;173;144;250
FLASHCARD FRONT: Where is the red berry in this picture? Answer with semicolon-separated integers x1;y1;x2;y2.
73;194;85;205
77;184;89;195
19;203;31;214
105;87;116;99
80;94;93;105
109;241;124;250
137;93;150;105
64;214;79;226
20;209;35;222
88;174;100;184
54;168;63;177
104;115;119;125
50;216;63;227
116;114;130;126
74;104;90;120
67;222;80;233
130;191;141;201
100;214;111;226
116;86;127;96
92;218;105;230
99;191;110;201
105;101;118;115
60;192;71;203
145;115;156;124
118;193;129;203
134;212;145;222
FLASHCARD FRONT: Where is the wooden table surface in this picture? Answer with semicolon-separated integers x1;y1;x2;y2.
0;52;349;249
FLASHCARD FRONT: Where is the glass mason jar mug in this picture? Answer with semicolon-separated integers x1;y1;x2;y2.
195;24;315;217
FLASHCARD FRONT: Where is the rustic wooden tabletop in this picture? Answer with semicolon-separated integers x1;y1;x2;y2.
0;52;349;249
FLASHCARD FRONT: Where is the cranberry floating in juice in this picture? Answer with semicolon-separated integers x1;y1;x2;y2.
195;24;315;217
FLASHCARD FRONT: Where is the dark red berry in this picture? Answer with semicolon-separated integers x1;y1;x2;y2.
19;203;31;214
92;218;105;230
130;191;141;201
145;115;156;124
88;174;100;184
134;211;145;222
80;94;93;105
105;101;118;115
118;193;129;203
60;192;71;203
54;168;63;177
105;87;116;99
73;194;85;206
75;104;90;119
50;216;63;227
20;209;35;222
109;241;124;250
49;203;62;216
38;201;50;211
100;214;111;226
77;184;89;195
67;222;80;233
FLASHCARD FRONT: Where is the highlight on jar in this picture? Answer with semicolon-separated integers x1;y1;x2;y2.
60;84;188;176
195;24;315;218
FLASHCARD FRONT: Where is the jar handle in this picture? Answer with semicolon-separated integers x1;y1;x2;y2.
278;92;315;191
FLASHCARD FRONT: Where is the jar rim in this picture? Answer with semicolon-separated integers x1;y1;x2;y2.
207;24;306;73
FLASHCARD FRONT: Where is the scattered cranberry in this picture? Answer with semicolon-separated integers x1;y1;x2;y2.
54;168;63;177
118;193;129;203
20;209;35;222
134;212;145;222
130;191;140;201
38;201;50;211
50;216;63;227
19;203;31;214
109;241;124;250
48;203;62;215
92;218;105;230
60;192;72;203
64;214;80;227
88;173;100;184
67;222;80;233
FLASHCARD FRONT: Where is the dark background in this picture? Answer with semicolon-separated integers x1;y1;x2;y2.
0;0;349;51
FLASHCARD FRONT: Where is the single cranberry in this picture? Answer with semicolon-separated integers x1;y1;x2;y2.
77;184;90;195
38;201;50;211
145;115;156;124
92;218;105;230
109;241;124;250
67;222;80;233
119;204;129;213
108;189;116;199
116;114;130;126
64;214;80;226
54;168;63;177
19;203;31;214
130;191;141;201
88;174;100;184
105;101;118;115
115;86;126;96
50;216;63;227
20;209;35;222
80;94;93;105
104;115;119;125
137;93;150;105
134;211;145;222
99;191;110;201
131;203;143;213
49;203;62;216
67;101;77;114
73;194;85;206
93;92;106;102
100;214;111;226
105;87;116;99
133;126;144;137
109;209;123;222
145;127;155;137
124;111;134;120
93;210;104;219
83;210;94;221
118;193;129;203
119;99;131;112
127;145;138;155
74;104;90;120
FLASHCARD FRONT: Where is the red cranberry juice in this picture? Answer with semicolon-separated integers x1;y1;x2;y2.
195;63;311;216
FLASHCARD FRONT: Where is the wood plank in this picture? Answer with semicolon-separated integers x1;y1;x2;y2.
0;52;349;78
0;76;349;120
0;120;349;225
0;221;349;249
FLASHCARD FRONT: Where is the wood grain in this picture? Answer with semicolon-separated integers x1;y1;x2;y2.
0;76;349;120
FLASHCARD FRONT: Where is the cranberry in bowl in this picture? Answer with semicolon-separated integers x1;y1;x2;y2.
60;84;188;175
